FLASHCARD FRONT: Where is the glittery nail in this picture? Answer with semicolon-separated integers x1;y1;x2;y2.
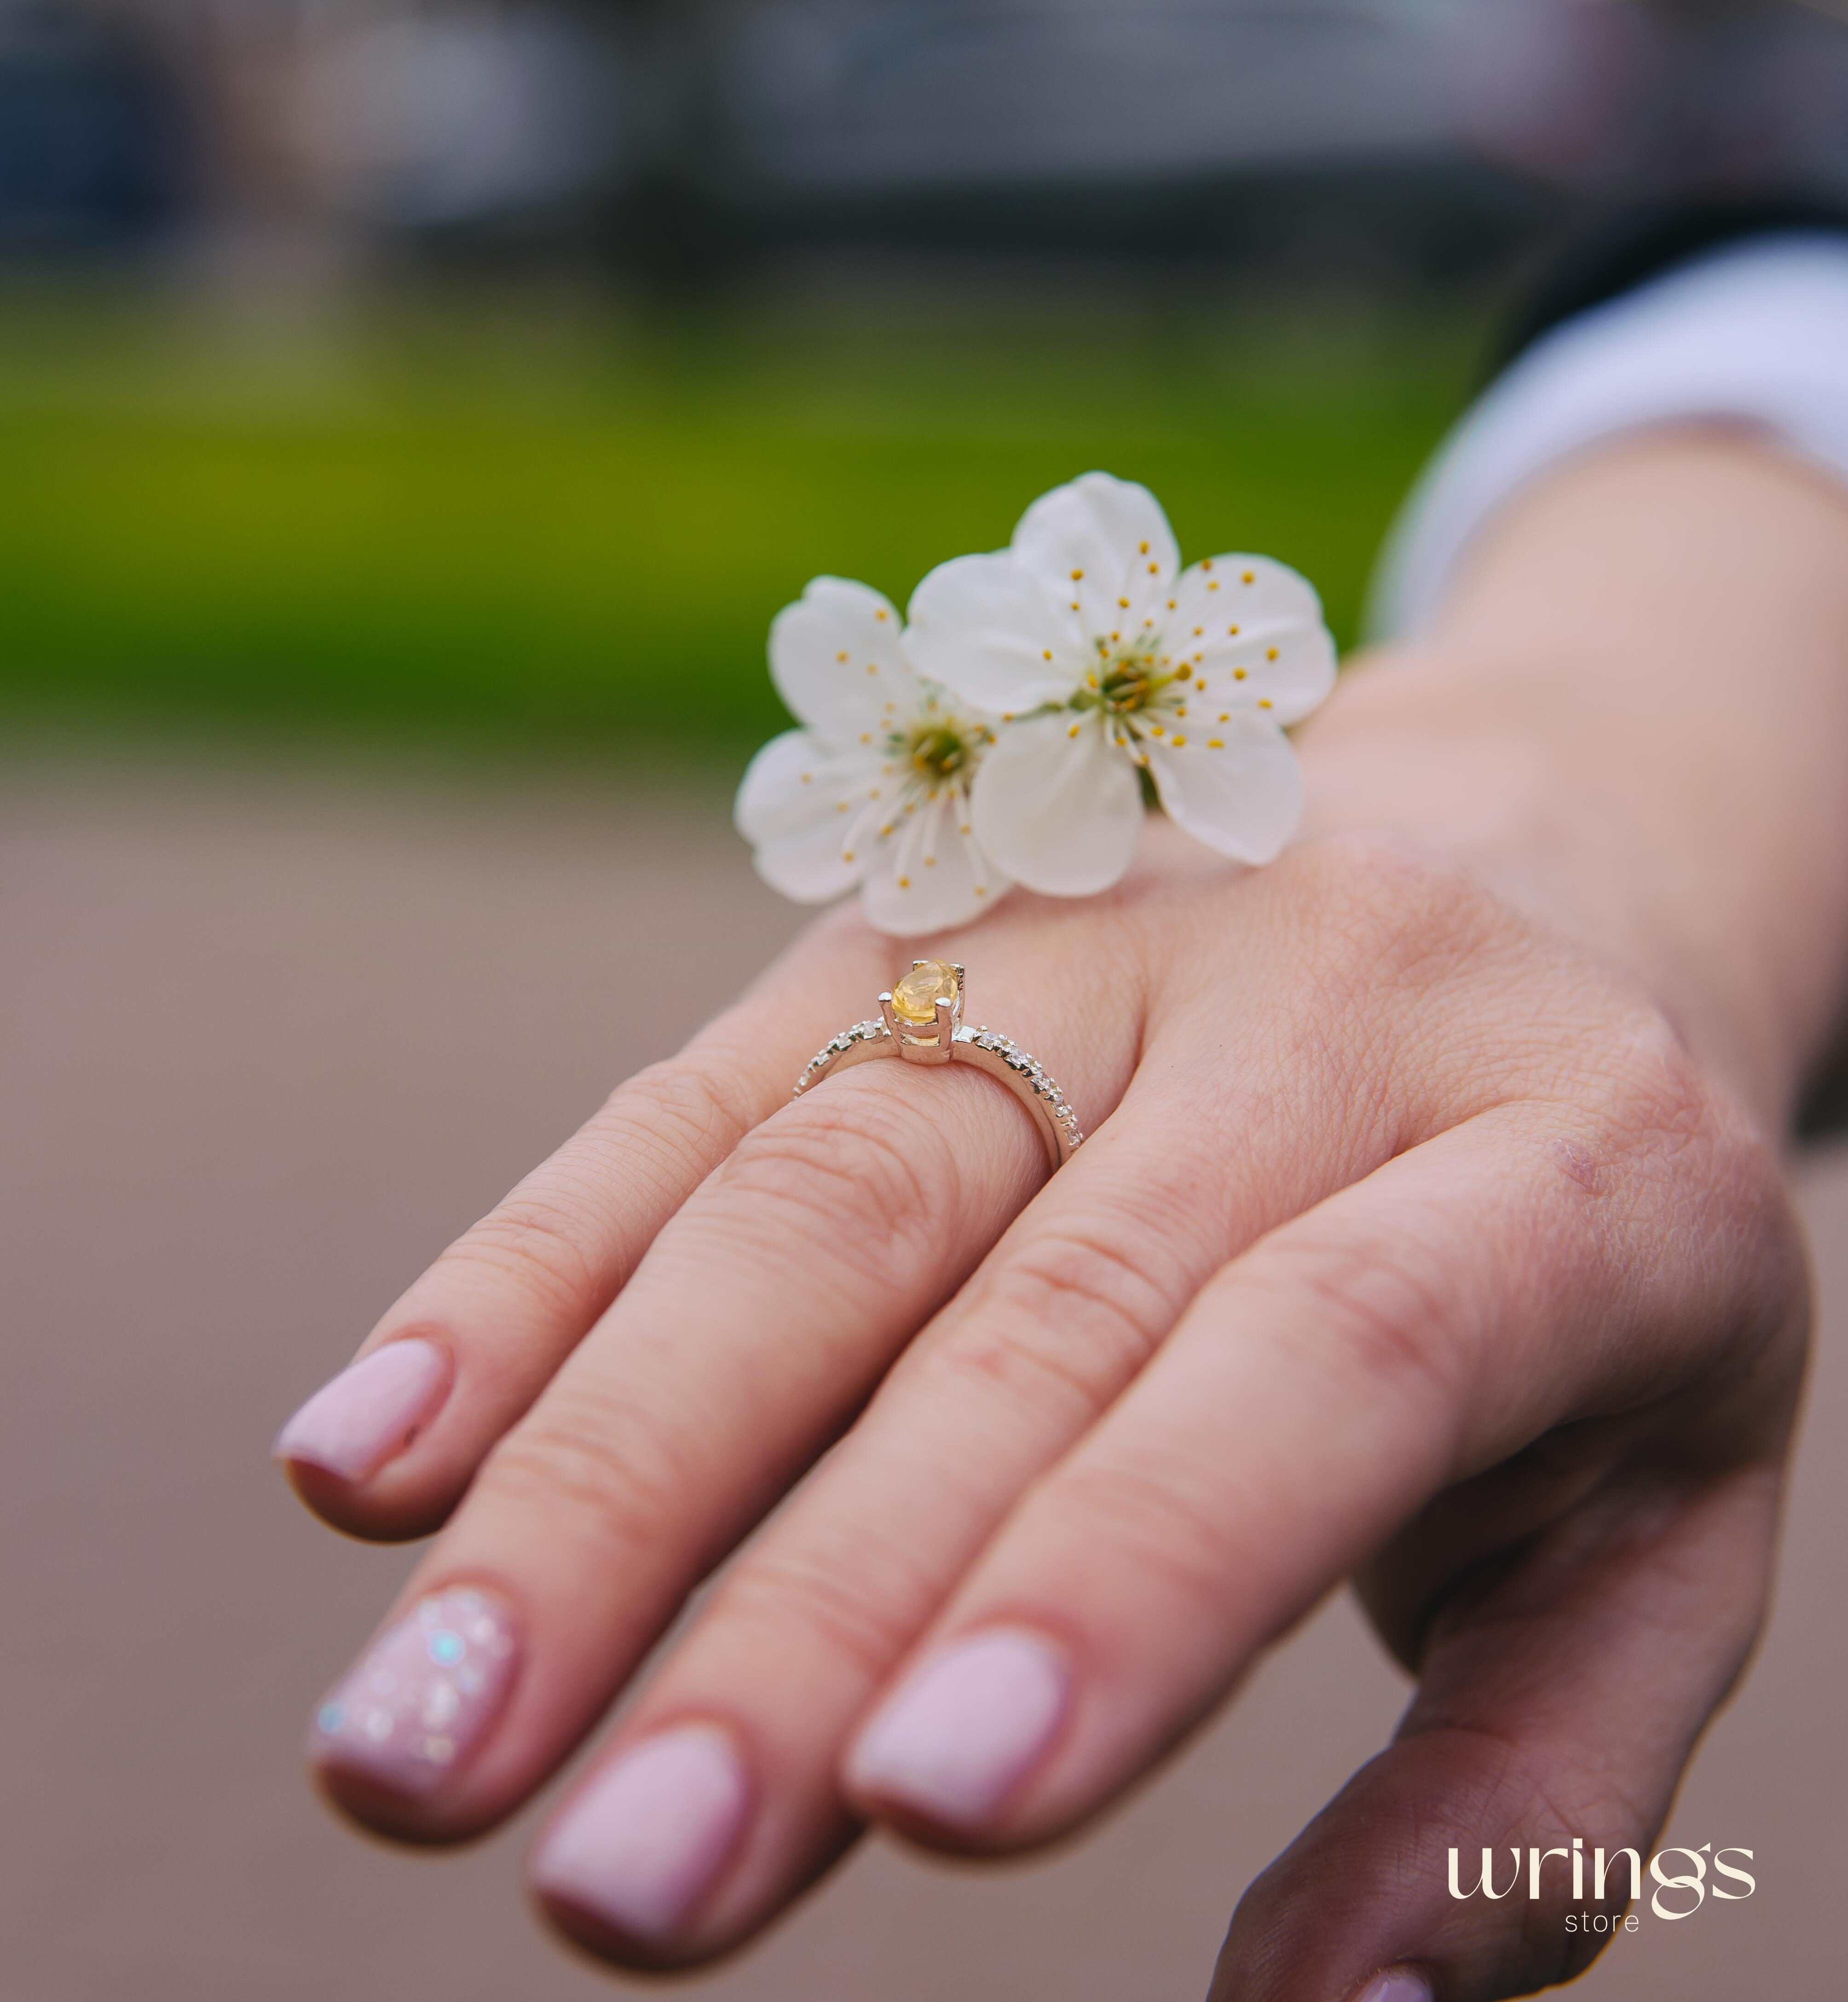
309;1586;518;1796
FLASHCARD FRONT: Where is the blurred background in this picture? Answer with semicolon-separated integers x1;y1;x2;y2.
6;3;1848;1998
7;0;1848;757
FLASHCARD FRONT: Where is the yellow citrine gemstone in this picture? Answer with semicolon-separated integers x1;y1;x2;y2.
890;960;959;1025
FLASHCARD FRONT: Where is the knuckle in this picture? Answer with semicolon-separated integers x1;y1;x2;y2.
712;1541;928;1686
433;1055;765;1318
1574;1013;1812;1380
445;1197;603;1318
475;1391;694;1561
1045;1450;1256;1609
1568;1003;1792;1235
1289;832;1508;990
941;1225;1178;1416
1240;1221;1470;1416
611;1058;756;1165
705;1085;959;1283
1588;1004;1724;1155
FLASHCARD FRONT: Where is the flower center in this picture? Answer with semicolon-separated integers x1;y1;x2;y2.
889;714;988;795
907;723;971;782
1075;644;1182;723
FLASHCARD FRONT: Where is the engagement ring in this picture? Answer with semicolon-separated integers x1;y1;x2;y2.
793;960;1083;1170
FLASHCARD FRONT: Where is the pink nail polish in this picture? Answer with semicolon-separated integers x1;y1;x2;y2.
309;1586;517;1796
1352;1972;1434;2002
273;1337;448;1482
846;1626;1069;1827
532;1725;750;1942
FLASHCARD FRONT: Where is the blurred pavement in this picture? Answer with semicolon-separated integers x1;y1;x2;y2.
4;751;1845;2001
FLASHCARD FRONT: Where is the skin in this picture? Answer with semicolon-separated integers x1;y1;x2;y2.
285;432;1848;2000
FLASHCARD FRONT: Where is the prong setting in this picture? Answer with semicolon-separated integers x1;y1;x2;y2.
791;963;1082;1168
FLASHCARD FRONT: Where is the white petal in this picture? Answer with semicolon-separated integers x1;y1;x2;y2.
1143;713;1304;866
904;551;1082;714
1013;472;1178;651
769;577;917;746
970;710;1144;897
860;790;1011;935
735;729;874;902
1165;555;1336;725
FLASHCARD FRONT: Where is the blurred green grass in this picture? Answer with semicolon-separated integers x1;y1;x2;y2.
0;279;1480;763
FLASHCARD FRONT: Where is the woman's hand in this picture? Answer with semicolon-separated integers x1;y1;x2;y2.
276;434;1848;2002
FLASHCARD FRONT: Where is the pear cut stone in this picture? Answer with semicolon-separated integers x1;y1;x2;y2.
890;960;959;1025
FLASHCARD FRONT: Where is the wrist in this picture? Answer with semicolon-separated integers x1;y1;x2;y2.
1296;431;1848;1135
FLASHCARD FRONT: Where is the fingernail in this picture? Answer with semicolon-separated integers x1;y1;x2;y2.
846;1626;1069;1827
309;1585;518;1796
531;1724;751;1942
1352;1972;1434;2002
272;1337;449;1482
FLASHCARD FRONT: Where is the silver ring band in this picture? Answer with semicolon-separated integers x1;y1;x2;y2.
792;962;1083;1171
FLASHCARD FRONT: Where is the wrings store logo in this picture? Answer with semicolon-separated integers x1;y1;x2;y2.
1449;1840;1756;1929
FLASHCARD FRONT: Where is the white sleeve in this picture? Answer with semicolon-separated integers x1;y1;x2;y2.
1367;232;1848;640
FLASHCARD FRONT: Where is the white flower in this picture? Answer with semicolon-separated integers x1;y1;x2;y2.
904;472;1337;896
735;576;1011;935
